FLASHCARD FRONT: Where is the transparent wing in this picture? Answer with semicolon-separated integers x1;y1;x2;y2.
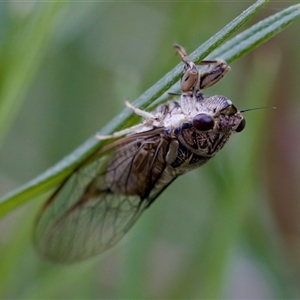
33;128;173;263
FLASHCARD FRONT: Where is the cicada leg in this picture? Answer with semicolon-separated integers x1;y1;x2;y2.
198;60;231;89
173;44;230;92
96;100;159;140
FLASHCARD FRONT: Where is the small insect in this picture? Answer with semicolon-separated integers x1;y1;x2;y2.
34;44;246;263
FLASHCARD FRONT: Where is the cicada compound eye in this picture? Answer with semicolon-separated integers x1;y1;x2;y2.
236;118;246;133
193;113;214;131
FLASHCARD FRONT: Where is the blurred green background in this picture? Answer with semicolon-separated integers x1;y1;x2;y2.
0;1;300;298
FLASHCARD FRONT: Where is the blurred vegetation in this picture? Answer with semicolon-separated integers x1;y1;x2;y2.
0;1;300;299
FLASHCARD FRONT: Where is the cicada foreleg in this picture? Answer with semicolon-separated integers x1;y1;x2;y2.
199;60;231;89
173;44;230;94
174;44;200;93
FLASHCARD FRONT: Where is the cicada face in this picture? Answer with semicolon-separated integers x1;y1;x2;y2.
34;45;245;263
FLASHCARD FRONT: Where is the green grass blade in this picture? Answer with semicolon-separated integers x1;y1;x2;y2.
154;3;300;107
209;3;300;62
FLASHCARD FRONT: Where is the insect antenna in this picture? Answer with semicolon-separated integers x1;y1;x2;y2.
240;106;276;113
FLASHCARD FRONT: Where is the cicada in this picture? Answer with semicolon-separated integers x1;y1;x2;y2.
34;44;246;263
